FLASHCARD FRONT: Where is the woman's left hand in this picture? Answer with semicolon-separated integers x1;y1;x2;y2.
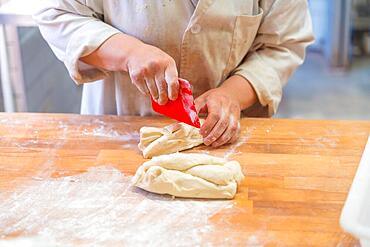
195;88;241;147
194;75;258;147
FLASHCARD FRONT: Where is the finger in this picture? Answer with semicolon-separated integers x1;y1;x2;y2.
204;112;229;146
212;116;238;147
155;73;168;105
145;77;159;101
194;95;207;114
229;122;241;144
200;99;221;138
130;71;149;95
228;106;241;144
165;61;179;101
138;82;150;96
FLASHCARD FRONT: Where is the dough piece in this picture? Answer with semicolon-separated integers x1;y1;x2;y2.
138;122;203;158
132;153;244;199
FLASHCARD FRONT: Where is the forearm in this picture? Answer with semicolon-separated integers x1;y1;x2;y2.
80;33;144;72
219;75;257;111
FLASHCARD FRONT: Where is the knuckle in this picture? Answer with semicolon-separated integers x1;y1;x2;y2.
213;128;223;138
219;119;228;129
130;71;143;82
209;135;218;142
209;113;220;122
231;123;238;132
147;61;160;71
232;136;239;143
161;79;167;87
218;137;227;145
231;104;240;112
215;130;223;138
213;140;224;147
140;67;151;77
233;131;240;140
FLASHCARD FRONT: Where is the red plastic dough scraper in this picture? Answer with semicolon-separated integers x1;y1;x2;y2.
151;78;201;128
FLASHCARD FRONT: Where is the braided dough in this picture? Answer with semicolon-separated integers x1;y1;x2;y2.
132;153;244;199
138;123;203;158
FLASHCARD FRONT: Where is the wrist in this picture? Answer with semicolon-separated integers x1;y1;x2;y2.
220;75;257;110
117;35;145;71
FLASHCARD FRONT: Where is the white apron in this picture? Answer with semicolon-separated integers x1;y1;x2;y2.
34;0;314;116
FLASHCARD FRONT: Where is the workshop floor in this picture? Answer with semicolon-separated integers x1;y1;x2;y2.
276;53;370;120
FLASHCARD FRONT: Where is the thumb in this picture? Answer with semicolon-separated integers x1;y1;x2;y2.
194;94;208;114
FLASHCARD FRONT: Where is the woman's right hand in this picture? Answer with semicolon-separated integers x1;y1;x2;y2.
81;33;179;105
125;43;179;105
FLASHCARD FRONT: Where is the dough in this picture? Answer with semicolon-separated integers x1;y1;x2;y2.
138;122;203;158
132;153;244;199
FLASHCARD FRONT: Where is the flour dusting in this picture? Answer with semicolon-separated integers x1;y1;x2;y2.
82;126;139;142
0;167;230;246
224;126;256;159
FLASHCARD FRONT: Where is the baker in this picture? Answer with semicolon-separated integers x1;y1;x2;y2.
34;0;314;147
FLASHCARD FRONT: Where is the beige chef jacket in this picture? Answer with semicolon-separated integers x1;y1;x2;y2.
34;0;314;117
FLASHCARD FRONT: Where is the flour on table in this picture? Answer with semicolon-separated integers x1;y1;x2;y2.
0;166;230;247
224;126;255;159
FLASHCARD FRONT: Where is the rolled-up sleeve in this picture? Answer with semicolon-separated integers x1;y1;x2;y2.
232;0;314;116
33;0;121;84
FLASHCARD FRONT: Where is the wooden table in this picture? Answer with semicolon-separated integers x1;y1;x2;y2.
0;113;369;246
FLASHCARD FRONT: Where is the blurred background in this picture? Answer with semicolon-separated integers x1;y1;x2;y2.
0;0;369;119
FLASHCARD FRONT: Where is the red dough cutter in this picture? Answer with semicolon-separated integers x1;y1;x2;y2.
151;78;201;128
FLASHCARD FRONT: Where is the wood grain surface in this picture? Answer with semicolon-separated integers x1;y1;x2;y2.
0;113;369;246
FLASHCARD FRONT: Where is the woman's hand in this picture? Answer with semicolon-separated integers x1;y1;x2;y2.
195;75;258;147
126;43;179;105
195;88;241;147
80;33;179;105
